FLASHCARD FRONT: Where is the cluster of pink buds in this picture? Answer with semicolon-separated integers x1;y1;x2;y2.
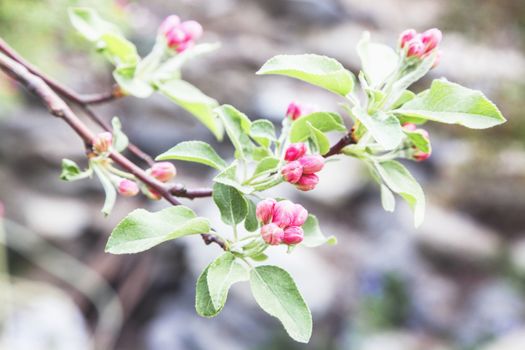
281;143;324;191
256;199;308;246
403;123;431;161
285;102;316;121
160;15;203;53
92;132;112;154
399;28;442;64
117;179;139;197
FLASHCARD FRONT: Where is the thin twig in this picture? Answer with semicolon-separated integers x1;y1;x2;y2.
324;133;356;158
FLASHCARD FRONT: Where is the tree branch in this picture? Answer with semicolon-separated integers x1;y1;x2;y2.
323;132;356;158
0;51;224;249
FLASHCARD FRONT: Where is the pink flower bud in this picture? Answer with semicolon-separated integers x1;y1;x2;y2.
399;29;417;48
417;128;430;139
164;18;203;53
118;179;139;197
284;143;307;162
180;20;203;41
281;161;303;184
286;102;303;120
272;200;308;228
93;132;112;154
298;155;324;174
403;123;417;131
150;162;176;182
421;28;442;54
432;50;442;69
413;150;431;162
261;223;284;245
295;173;319;191
160;15;181;35
282;226;304;245
256;198;276;224
406;37;425;58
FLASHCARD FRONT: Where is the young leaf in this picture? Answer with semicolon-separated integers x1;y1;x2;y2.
352;107;404;150
302;215;337;248
250;119;276;148
250;266;312;343
60;159;92;181
257;54;354;96
207;252;249;310
111;117;129;152
68;7;120;41
99;32;140;68
380;184;396;212
212;183;248;225
393;79;506;129
306;122;330;155
113;68;154;98
156;141;227;170
357;33;399;88
215;105;253;159
153;43;221;80
195;267;220;317
157;80;223;140
374;160;425;227
214;163;254;194
404;130;431;154
252;157;280;178
92;163;117;217
244;198;260;232
290;112;346;143
105;206;211;254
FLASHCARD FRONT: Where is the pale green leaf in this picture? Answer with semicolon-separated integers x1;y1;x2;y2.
195;267;220;317
99;32;139;68
68;7;120;41
306;122;330;155
207;252;249;310
252;157;280;178
92;163;116;217
156;140;227;170
250;119;276;148
302;215;337;248
105;206;211;254
212;183;248;225
244;198;260;232
213;163;254;194
404;130;431;154
257;54;354;96
153;43;221;80
250;266;312;343
60;159;92;181
352;107;404;150
290;112;346;143
215;104;253;159
111;116;129;152
380;184;396;212
357;33;399;88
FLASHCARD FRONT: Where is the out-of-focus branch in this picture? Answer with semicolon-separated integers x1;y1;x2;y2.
324;133;356;158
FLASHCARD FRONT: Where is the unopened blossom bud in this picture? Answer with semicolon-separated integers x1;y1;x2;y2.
283;226;304;245
290;204;308;227
272;200;308;228
421;28;442;54
284;143;307;162
406;37;425;58
298;155;324;174
286;102;303;120
261;223;284;245
93;132;112;154
163;17;203;53
118;179;139;197
180;21;203;41
256;198;276;224
413;150;431;162
159;15;181;35
150;162;176;182
281;161;303;184
399;29;417;48
403;123;417;131
295;173;319;191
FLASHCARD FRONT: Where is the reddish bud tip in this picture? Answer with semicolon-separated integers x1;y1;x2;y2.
399;29;417;48
272;200;308;228
284;143;307;162
406;37;425;58
160;15;181;35
281;161;303;184
282;226;304;245
403;123;417;131
261;223;284;245
295;173;319;191
150;162;176;182
256;198;276;224
118;179;139;197
163;18;203;53
414;150;431;162
421;28;442;54
93;132;112;154
298;155;324;174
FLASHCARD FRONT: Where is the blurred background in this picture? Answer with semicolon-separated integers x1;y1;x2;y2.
1;0;525;349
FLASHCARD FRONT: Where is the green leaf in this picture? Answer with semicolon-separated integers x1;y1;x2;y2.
365;88;387;114
380;184;396;212
404;130;431;154
157;80;223;140
215;105;253;159
212;183;248;225
195;267;220;317
391;90;416;110
352;107;404;150
60;159;92;181
207;252;249;310
257;54;354;96
214;163;254;194
251;146;272;161
68;7;120;41
250;119;276;148
302;215;337;248
113;68;154;98
243;239;268;258
250;266;312;343
153;43;221;80
357;33;399;88
252;157;280;178
92;163;117;217
106;206;210;254
374;160;425;227
394;79;506;129
244;198;259;232
111;117;129;152
290;112;346;143
306;122;330;155
99;32;139;68
156;141;227;170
